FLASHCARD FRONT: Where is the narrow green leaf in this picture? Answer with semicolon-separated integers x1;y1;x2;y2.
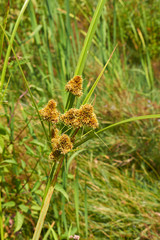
66;0;106;110
74;0;106;76
31;181;41;193
55;184;69;202
0;137;4;154
74;171;79;232
19;204;29;213
84;183;88;237
30;139;45;147
27;1;41;45
3;201;15;208
0;24;51;149
0;123;7;135
50;228;58;240
0;0;9;60
1;159;17;165
66;150;84;173
0;186;4;240
74;114;160;148
82;45;117;105
14;212;24;233
0;0;31;93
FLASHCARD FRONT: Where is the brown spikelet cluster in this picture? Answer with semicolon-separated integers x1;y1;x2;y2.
39;99;60;123
65;76;83;96
61;104;99;129
79;104;99;129
61;108;81;128
50;133;73;160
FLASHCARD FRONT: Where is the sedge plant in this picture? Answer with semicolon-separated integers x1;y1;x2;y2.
1;0;160;239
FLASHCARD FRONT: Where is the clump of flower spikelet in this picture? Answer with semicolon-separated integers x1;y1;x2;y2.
79;104;99;129
50;132;73;160
39;99;60;123
61;104;98;129
65;75;83;96
39;76;99;161
60;108;81;128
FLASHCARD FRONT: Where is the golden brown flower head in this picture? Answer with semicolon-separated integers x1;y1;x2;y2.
65;76;83;96
79;104;99;129
51;134;73;155
88;114;99;129
47;99;57;109
61;104;98;129
39;99;60;123
61;108;82;128
59;134;73;154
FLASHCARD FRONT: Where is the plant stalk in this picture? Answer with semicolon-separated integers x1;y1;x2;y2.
32;156;64;240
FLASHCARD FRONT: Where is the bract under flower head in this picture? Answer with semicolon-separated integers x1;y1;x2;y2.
65;76;83;96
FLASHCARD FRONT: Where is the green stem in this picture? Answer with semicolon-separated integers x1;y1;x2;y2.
32;156;64;240
0;178;4;240
0;0;31;93
41;161;56;208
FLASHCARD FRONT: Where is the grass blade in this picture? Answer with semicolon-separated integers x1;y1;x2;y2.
0;177;4;240
0;24;51;148
74;169;79;232
0;0;31;93
82;45;117;105
74;0;106;76
74;114;160;148
0;0;9;60
84;183;88;238
66;0;106;110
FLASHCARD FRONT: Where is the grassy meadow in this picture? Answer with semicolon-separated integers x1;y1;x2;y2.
0;0;160;239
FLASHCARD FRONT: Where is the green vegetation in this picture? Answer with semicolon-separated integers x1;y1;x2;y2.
0;0;160;239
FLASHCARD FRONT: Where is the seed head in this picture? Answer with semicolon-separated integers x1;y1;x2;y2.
51;137;60;152
79;104;99;128
59;134;73;154
51;134;73;155
88;114;99;129
65;76;83;96
61;108;82;128
39;99;60;123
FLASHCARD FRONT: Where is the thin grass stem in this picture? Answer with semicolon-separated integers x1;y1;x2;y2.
0;0;31;93
32;156;64;240
0;24;51;149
